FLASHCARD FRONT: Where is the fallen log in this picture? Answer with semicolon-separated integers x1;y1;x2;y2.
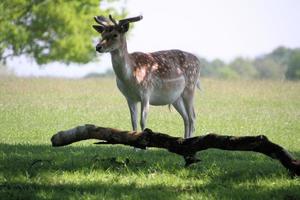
51;124;300;176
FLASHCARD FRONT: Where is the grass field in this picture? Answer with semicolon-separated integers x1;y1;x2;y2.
0;77;299;200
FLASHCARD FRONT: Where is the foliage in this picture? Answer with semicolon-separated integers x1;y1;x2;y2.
216;66;239;79
200;46;300;80
229;57;258;79
0;77;299;199
269;46;292;65
254;58;284;79
286;49;300;80
0;0;124;64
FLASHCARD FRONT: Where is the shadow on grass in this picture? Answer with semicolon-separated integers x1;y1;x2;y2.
0;143;299;200
0;143;183;175
1;179;299;200
1;181;178;200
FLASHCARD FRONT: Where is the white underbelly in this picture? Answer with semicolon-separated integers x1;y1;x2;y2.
149;76;185;105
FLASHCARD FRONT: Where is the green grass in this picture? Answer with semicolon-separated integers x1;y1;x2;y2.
0;77;299;200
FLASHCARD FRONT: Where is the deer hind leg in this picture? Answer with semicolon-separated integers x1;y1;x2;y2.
127;99;138;131
140;98;150;130
182;89;196;138
172;97;190;138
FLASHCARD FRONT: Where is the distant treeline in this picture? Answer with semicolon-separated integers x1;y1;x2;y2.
200;46;300;80
93;46;300;80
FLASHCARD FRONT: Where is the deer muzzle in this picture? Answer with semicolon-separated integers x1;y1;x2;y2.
96;44;103;52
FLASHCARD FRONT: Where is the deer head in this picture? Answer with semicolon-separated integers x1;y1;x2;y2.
93;15;143;53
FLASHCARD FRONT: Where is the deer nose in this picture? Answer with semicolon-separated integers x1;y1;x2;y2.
96;44;102;52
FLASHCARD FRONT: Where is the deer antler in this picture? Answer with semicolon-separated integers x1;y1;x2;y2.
94;15;143;27
109;15;118;26
93;15;143;33
118;15;143;26
94;16;112;27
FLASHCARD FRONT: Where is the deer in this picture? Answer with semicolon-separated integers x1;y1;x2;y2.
92;15;201;138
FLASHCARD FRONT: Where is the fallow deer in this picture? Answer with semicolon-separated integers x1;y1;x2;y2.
93;15;201;138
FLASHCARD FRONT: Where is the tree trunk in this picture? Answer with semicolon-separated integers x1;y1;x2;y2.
51;124;300;177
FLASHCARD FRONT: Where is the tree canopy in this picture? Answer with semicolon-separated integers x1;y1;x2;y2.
286;49;300;80
200;46;300;80
0;0;124;64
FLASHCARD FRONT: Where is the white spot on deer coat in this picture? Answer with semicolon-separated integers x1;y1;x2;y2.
134;67;147;83
151;63;159;71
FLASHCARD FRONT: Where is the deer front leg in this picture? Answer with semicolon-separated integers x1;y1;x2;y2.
140;98;150;130
127;99;138;131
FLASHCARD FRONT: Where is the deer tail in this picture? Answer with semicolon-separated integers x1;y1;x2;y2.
196;78;202;91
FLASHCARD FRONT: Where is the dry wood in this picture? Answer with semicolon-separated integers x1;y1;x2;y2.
51;124;300;176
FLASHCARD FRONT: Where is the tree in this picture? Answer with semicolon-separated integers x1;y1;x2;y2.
285;49;300;80
199;58;227;78
210;58;225;69
254;57;285;80
0;0;125;64
229;57;258;79
269;46;292;65
197;57;211;77
216;66;239;79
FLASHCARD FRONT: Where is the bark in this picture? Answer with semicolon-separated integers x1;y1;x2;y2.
51;124;300;176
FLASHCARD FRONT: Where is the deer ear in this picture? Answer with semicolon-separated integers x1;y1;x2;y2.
118;23;130;33
92;25;105;33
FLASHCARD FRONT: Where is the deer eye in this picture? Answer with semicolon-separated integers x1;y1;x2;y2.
113;34;118;38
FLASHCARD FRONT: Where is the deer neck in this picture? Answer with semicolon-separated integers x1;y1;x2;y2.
110;36;132;82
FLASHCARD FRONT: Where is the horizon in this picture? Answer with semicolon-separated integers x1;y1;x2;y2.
6;0;300;78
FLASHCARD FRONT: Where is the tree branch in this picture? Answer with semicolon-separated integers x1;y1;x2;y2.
51;124;300;176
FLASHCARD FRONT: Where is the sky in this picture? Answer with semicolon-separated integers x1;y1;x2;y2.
7;0;300;78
